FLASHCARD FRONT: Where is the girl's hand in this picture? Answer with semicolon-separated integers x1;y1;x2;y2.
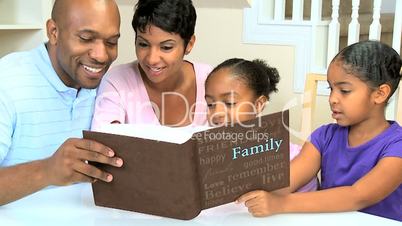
236;190;284;217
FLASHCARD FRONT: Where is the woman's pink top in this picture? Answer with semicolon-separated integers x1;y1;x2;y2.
91;61;212;131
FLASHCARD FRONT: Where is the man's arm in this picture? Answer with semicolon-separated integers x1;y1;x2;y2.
0;82;123;205
0;159;51;204
0;138;123;205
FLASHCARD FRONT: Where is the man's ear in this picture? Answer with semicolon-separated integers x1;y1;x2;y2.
46;19;59;45
255;95;268;114
185;35;196;55
373;84;391;104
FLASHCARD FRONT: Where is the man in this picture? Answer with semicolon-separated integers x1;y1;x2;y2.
0;0;122;205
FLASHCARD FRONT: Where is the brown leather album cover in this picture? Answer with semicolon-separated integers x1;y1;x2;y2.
83;110;290;220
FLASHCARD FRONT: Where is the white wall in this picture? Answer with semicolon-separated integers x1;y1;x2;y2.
382;0;396;13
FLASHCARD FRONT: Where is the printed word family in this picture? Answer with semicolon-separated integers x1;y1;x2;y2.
232;138;283;160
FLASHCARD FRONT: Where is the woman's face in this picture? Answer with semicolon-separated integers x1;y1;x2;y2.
205;68;266;127
135;24;193;85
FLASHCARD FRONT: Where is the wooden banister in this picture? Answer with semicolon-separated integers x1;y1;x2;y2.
301;73;328;139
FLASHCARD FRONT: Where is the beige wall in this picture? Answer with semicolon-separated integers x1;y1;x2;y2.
114;4;136;65
115;4;333;144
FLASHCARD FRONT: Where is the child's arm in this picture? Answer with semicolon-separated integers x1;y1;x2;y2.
273;142;321;194
238;155;402;217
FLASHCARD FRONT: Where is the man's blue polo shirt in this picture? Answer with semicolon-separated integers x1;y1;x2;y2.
0;44;96;167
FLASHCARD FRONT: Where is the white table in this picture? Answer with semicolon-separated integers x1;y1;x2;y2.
1;183;400;226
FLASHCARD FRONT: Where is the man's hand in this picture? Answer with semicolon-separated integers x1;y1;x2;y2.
43;138;123;186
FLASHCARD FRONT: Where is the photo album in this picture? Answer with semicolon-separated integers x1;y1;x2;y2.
83;110;290;220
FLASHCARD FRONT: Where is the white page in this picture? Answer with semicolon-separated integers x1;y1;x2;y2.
95;124;210;144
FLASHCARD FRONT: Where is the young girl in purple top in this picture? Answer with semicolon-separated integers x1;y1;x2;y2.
205;58;318;193
237;41;402;221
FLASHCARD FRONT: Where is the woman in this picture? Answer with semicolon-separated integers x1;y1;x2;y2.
91;0;212;130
